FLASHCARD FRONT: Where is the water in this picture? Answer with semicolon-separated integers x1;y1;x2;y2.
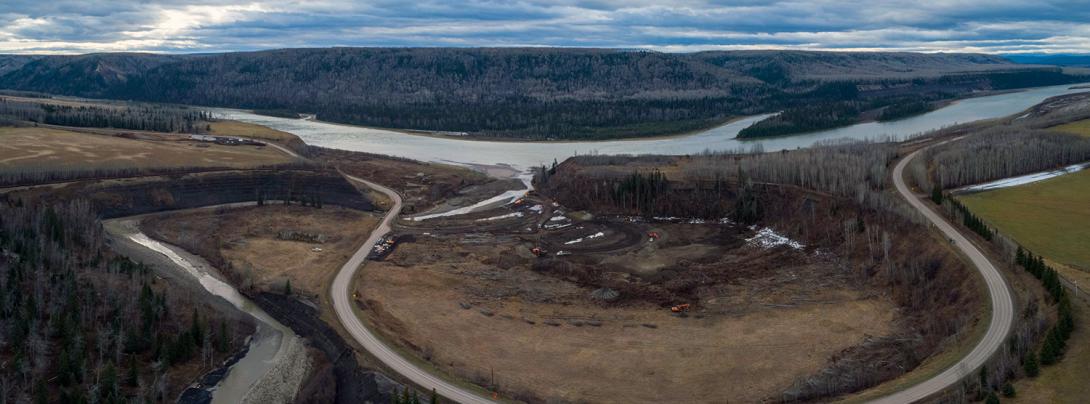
217;84;1088;172
117;227;300;404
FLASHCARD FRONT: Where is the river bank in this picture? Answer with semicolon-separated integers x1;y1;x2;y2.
104;217;311;404
219;83;1090;171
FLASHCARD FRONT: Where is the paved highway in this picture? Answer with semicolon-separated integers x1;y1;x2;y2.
331;174;498;404
873;144;1015;403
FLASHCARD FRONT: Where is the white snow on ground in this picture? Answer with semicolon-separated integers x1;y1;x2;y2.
959;163;1090;193
549;215;567;221
564;231;605;245
746;227;804;250
475;212;524;221
409;174;533;221
528;204;544;213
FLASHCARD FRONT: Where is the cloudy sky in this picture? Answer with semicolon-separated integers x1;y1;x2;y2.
1;0;1088;54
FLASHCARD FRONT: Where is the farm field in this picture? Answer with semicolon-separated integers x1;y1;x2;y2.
0;126;295;173
959;169;1090;271
959;167;1090;403
1051;118;1090;137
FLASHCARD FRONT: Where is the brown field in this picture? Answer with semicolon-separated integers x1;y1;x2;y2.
0;126;295;173
208;120;305;146
144;205;378;299
355;217;898;403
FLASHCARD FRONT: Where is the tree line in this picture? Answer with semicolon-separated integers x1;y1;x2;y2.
923;124;1090;189
0;98;210;133
1015;247;1074;369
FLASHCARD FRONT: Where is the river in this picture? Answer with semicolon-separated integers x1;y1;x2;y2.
104;218;310;404
217;83;1088;171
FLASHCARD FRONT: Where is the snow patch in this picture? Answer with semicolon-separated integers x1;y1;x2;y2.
409;174;533;221
475;212;524;222
959;162;1090;193
746;227;804;250
564;231;605;245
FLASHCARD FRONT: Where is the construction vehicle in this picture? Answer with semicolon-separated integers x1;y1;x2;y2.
670;303;690;313
648;231;660;241
531;247;545;256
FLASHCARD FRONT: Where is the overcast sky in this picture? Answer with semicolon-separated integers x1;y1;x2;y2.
2;0;1088;54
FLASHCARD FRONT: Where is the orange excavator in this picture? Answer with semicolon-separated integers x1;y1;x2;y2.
670;303;690;313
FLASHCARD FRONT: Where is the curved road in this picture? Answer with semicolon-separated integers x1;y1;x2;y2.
331;144;1013;404
873;145;1015;403
331;174;498;404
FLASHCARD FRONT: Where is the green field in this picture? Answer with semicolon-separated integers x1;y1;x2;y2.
1051;118;1090;138
959;168;1090;271
960;162;1090;403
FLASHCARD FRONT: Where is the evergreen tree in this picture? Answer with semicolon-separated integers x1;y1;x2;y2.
191;309;204;347
1002;382;1016;397
985;392;1000;404
1023;351;1039;377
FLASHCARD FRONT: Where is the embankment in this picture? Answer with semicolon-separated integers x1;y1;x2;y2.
21;168;373;217
249;292;402;404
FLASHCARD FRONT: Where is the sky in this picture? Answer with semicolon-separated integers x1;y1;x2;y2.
1;0;1089;55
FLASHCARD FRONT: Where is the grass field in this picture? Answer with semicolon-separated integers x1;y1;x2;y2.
208;120;302;145
1050;118;1090;137
959;169;1090;402
959;169;1090;271
0;126;295;174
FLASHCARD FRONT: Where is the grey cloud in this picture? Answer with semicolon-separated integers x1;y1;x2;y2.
0;0;1087;54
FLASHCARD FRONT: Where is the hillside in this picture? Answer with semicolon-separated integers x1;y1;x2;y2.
0;48;1082;139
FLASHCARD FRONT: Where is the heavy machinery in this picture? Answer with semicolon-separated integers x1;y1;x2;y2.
670;303;690;313
648;231;660;241
531;247;546;256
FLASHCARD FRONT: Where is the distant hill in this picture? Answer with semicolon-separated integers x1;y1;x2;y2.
0;48;1082;139
1005;54;1090;67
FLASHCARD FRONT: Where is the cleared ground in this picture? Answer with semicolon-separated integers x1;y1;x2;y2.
0;126;294;173
959;169;1090;271
356;212;898;403
144;205;379;299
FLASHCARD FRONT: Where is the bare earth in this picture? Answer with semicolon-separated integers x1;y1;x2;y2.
356;233;896;403
145;205;379;298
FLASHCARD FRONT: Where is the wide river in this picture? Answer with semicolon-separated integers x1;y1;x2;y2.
220;83;1088;171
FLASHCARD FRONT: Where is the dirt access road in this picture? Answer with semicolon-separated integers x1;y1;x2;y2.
875;143;1015;403
330;173;497;404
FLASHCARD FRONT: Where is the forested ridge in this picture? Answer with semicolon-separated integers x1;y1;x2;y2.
0;48;1082;140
